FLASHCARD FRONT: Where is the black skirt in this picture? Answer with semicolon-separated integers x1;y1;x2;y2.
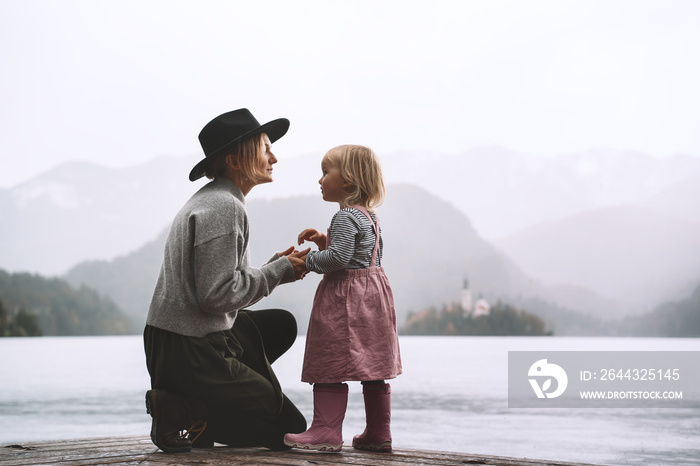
143;309;306;447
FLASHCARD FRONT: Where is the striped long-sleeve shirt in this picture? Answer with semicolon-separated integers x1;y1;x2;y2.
306;208;383;274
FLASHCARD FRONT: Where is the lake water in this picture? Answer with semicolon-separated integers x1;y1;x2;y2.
0;335;698;465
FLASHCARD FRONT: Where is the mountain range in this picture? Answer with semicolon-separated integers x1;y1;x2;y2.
2;147;699;331
63;184;622;335
0;156;196;275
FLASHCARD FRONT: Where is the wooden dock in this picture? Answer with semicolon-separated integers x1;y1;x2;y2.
1;436;602;466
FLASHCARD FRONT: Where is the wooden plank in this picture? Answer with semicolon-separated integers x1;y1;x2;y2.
1;436;601;466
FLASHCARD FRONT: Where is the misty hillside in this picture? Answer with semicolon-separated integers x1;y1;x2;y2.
227;147;700;240
0;269;131;336
62;230;168;333
641;175;700;225
495;203;700;310
64;184;619;334
379;148;700;239
0;157;195;275
3;148;700;279
3;149;700;320
248;147;700;237
618;283;700;337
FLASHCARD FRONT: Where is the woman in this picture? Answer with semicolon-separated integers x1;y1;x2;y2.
144;108;310;452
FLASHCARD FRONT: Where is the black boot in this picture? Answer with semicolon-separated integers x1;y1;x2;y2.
145;389;207;453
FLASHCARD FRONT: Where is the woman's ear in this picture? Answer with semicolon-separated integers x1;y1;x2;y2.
225;153;241;171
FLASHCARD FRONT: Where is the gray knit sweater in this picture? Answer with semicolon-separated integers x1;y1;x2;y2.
146;176;295;337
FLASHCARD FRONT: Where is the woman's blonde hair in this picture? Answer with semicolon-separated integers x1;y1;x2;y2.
205;133;266;182
327;145;385;211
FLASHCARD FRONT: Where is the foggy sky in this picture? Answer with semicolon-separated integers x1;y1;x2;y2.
1;0;699;189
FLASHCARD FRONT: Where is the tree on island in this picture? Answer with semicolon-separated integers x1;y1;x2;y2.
401;300;551;336
0;298;42;337
0;270;131;336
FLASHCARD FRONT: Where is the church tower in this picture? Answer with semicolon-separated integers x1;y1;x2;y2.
461;277;472;314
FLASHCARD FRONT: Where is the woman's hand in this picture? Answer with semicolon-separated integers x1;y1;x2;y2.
298;229;327;250
279;246;311;280
278;246;296;257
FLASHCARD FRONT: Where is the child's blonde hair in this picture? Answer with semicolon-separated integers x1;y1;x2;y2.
326;145;385;211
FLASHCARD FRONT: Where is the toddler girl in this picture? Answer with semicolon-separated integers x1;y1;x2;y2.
283;145;402;452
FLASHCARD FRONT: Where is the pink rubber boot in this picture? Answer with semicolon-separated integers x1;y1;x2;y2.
284;383;348;452
352;383;392;452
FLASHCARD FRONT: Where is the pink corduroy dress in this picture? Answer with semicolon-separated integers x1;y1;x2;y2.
301;206;402;384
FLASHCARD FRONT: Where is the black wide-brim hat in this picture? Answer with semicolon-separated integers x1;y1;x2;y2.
189;108;290;181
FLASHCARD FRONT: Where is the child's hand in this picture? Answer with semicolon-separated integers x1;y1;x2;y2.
298;229;327;250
